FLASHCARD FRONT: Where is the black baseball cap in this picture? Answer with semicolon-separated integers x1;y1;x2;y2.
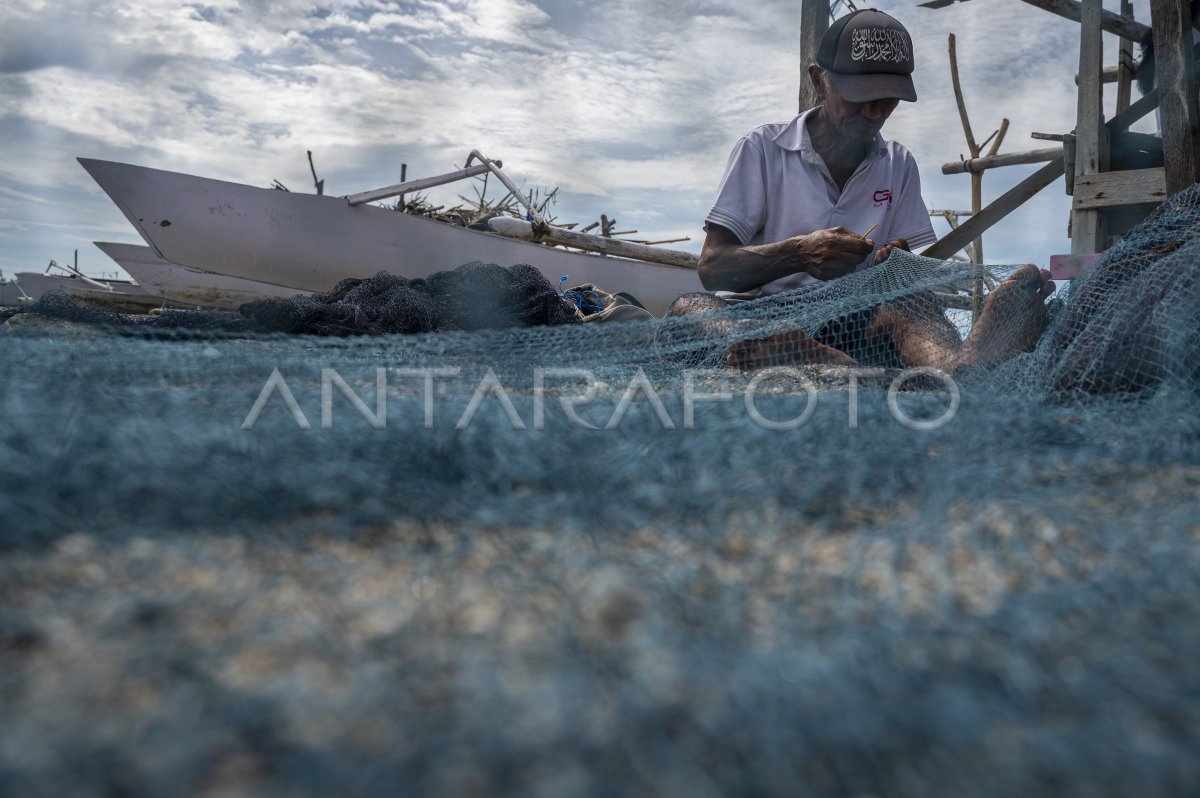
816;9;917;103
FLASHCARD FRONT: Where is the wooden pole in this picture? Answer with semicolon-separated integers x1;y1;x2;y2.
921;90;1160;264
1018;0;1151;44
1151;0;1200;194
1109;87;1160;132
922;160;1066;260
1116;0;1134;114
799;0;829;112
1071;0;1108;254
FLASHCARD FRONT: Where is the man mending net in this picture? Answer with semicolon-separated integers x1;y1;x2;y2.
668;8;1054;375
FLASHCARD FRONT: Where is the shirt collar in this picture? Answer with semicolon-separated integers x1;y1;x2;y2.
773;107;887;165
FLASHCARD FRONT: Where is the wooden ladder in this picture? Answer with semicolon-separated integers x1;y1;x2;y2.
1067;0;1191;254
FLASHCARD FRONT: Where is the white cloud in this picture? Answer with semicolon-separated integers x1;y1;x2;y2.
0;0;1165;274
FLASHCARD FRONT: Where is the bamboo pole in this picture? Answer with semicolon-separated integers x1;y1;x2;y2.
347;164;493;206
486;217;699;270
948;34;980;265
949;35;978;155
947;33;1008;318
1074;64;1125;85
941;147;1062;175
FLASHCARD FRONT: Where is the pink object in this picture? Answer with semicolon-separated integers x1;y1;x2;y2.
1049;253;1102;280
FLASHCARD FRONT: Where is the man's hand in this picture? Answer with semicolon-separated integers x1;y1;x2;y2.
873;238;910;265
789;227;874;281
698;223;874;293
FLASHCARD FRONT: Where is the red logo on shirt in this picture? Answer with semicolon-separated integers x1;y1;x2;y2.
873;189;892;203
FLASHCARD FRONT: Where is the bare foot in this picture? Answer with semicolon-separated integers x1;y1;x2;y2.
728;328;859;371
957;264;1054;367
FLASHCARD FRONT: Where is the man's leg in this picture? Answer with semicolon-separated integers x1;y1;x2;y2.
867;264;1055;372
863;291;963;372
727;327;860;370
664;291;861;370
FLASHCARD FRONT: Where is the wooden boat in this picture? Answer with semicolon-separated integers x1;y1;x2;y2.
9;267;162;314
0;275;33;306
79;154;704;317
95;241;300;310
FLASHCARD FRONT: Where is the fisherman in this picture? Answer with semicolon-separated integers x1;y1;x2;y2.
669;7;1056;372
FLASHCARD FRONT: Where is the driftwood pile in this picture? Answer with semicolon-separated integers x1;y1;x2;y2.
397;175;566;231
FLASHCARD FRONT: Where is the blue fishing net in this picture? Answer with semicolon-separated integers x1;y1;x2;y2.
2;187;1200;796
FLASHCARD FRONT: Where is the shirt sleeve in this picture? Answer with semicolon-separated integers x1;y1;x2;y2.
887;150;936;250
705;135;768;245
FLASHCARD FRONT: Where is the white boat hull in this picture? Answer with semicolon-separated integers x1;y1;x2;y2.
79;158;703;317
8;273;66;302
95;242;301;310
11;272;162;313
0;281;33;306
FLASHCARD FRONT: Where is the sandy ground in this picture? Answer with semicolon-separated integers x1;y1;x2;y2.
3;471;1200;796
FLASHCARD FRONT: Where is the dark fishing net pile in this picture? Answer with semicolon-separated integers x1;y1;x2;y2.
3;188;1200;796
240;261;579;334
0;261;579;336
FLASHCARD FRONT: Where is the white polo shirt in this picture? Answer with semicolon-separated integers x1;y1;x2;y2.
705;108;936;297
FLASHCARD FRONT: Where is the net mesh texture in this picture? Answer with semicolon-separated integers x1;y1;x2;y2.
2;186;1200;796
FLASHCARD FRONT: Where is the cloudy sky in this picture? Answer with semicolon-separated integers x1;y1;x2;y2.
0;0;1158;280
